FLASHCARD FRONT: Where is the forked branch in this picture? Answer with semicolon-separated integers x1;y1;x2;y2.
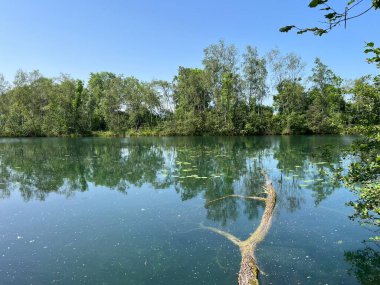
201;170;277;285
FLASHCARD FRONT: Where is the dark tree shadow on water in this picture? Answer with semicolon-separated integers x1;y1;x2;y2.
345;246;380;285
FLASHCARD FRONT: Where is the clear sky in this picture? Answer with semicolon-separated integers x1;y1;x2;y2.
0;0;378;83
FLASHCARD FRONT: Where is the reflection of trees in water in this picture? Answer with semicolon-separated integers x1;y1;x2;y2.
273;136;349;208
0;139;166;201
345;247;380;285
0;136;365;284
276;174;305;213
0;136;351;222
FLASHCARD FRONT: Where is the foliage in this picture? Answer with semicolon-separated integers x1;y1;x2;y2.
345;131;380;233
280;0;380;36
345;247;380;285
279;0;380;237
0;43;378;137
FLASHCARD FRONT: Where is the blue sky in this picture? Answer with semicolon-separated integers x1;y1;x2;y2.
0;0;378;83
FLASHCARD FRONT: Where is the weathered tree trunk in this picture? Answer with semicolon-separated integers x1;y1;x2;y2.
239;250;259;285
202;170;276;285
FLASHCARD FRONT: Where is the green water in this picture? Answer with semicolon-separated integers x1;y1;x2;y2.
0;136;378;285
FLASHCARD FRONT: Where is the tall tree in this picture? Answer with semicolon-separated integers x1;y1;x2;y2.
172;67;211;134
348;76;380;126
273;80;309;134
307;58;345;133
0;74;9;95
151;80;175;117
87;72;117;130
241;46;268;112
203;40;239;109
268;50;306;118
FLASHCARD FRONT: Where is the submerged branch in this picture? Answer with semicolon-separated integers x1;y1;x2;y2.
202;170;277;285
206;194;267;206
200;222;242;246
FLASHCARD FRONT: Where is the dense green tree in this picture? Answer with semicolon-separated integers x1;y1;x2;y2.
203;40;239;110
241;46;268;111
307;58;346;133
98;76;160;133
171;67;211;134
123;77;160;130
347;76;380;126
87;72;117;130
100;76;127;133
273;80;309;134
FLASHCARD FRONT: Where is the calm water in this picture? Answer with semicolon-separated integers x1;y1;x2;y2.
0;136;378;285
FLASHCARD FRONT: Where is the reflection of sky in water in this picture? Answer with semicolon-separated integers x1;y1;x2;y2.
0;136;378;285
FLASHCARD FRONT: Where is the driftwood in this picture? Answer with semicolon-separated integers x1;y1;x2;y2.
201;170;276;285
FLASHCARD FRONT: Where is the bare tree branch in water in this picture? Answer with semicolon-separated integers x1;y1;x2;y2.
201;170;276;285
206;194;267;205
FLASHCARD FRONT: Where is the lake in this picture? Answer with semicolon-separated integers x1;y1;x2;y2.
0;136;378;285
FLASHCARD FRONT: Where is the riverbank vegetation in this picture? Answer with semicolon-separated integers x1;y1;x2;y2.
281;0;379;240
0;42;379;137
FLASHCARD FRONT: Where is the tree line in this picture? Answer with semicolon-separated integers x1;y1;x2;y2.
0;40;379;137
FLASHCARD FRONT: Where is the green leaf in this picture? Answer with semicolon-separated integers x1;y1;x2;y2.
279;25;295;33
309;0;327;8
309;0;319;7
325;12;337;20
367;42;375;47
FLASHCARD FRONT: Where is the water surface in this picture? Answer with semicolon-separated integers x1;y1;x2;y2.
0;136;378;285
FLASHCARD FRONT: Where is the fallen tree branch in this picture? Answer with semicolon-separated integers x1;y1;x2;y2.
202;170;277;285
